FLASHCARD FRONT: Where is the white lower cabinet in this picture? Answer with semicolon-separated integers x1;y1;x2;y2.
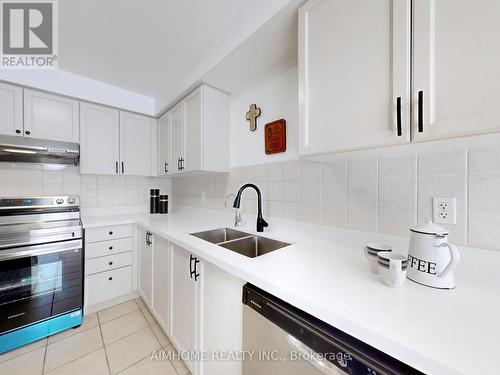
138;227;153;306
169;244;199;373
152;236;170;329
84;224;135;312
135;226;244;375
85;267;133;307
199;261;244;375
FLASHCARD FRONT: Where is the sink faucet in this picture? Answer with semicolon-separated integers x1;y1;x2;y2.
233;184;268;232
225;193;241;227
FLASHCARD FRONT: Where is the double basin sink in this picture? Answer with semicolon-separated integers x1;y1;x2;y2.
190;228;290;258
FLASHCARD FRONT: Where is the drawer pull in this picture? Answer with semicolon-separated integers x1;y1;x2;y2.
109;246;113;250
108;277;113;281
109;231;113;235
108;261;113;265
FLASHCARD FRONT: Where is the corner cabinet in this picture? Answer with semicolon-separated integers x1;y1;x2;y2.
298;0;411;156
24;89;80;142
80;103;157;176
299;0;500;156
138;227;153;306
157;112;171;176
160;84;230;175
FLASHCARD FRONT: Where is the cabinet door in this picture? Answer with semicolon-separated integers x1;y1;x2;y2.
157;112;171;176
184;88;202;172
413;0;500;141
199;262;244;375
298;0;411;155
80;103;120;175
170;245;199;372
24;89;79;142
119;111;153;176
138;227;153;306
152;236;169;329
0;82;23;137
170;103;185;173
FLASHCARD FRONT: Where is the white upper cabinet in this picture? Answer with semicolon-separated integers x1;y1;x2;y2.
413;0;500;141
24;89;80;142
161;84;230;175
298;0;411;156
120;111;156;176
157;112;171;176
80;103;120;175
184;88;202;172
169;102;185;174
0;82;23;137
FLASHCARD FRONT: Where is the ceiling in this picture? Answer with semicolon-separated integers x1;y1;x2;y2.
58;0;292;113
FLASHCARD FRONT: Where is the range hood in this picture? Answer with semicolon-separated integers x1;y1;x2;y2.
0;134;79;166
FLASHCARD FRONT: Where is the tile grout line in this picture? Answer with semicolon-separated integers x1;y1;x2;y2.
42;340;48;375
137;298;188;375
97;312;112;375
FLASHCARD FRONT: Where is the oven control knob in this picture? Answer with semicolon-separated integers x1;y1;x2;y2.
68;197;76;204
56;198;64;204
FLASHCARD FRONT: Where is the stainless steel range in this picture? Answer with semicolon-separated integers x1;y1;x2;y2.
0;196;83;353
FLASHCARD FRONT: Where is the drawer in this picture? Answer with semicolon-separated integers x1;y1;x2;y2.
85;252;133;275
85;237;133;259
85;224;133;243
85;266;132;307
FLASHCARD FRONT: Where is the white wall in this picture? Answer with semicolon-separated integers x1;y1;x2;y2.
229;65;298;167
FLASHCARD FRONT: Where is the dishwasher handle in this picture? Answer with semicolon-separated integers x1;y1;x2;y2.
286;335;343;375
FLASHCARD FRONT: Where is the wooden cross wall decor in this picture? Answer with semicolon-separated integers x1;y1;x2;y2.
246;103;261;132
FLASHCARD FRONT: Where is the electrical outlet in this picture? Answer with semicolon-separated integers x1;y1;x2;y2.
433;197;456;224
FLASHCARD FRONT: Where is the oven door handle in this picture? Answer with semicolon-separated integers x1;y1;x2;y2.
0;239;82;261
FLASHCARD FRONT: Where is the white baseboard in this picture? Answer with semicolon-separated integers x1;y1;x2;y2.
84;290;139;315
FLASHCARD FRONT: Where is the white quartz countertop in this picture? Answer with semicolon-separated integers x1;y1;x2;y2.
82;207;500;375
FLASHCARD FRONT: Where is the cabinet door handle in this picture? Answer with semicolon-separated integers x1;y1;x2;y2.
121;161;125;174
194;257;200;281
177;158;181;171
108;277;113;281
189;254;195;278
109;231;113;235
115;161;118;174
108;261;113;266
145;231;150;245
25;130;30;135
396;96;402;137
15;129;21;134
418;90;424;133
109;246;113;250
164;162;168;174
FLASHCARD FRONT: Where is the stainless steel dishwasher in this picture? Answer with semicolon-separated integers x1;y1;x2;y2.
242;284;425;375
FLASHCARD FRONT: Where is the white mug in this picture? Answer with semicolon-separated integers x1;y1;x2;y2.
377;252;407;288
364;243;392;274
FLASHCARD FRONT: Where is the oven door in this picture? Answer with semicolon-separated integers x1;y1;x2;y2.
0;239;83;334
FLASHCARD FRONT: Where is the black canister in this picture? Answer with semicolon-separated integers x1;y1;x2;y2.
159;195;168;214
150;189;159;214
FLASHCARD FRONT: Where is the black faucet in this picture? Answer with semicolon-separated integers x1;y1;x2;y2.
233;183;268;232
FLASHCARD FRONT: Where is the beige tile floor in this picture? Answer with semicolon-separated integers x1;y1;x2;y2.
0;298;191;375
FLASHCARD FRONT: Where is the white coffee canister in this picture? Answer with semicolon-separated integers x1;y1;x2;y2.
407;221;460;289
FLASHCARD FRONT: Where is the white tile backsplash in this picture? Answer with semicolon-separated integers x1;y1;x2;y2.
172;144;500;251
0;163;171;211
